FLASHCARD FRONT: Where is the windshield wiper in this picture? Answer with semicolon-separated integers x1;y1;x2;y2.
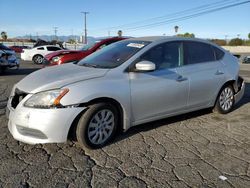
81;63;99;68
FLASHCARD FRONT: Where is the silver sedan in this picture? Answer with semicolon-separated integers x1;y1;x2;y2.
7;36;245;148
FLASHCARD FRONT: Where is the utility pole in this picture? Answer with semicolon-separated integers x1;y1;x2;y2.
81;11;89;44
53;27;58;41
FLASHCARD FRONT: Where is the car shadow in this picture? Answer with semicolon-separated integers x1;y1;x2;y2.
0;68;40;76
111;108;212;146
234;82;250;109
111;82;250;146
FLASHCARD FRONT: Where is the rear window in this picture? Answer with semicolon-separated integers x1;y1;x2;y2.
47;46;61;51
212;46;225;60
185;41;215;65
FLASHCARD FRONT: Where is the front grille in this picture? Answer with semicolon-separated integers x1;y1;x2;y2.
11;88;28;109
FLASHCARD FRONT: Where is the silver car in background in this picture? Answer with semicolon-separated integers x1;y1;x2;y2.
6;36;245;148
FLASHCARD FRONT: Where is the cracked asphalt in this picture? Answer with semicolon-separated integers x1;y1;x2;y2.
0;61;250;188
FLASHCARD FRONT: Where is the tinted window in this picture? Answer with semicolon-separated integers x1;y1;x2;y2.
212;46;225;60
37;47;44;50
185;42;215;65
139;42;183;69
47;47;61;51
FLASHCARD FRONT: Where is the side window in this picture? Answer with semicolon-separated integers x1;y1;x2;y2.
139;41;183;70
185;41;215;65
212;46;225;60
37;47;44;50
47;47;61;51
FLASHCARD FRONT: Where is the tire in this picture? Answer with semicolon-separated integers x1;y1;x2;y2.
32;55;44;64
214;85;235;114
0;67;6;73
76;103;118;149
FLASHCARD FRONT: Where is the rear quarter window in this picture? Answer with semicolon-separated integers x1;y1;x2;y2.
212;46;225;60
37;47;44;50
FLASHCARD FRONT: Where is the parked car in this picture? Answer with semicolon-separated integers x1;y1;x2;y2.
6;37;245;149
0;44;20;72
43;37;126;66
242;56;250;64
9;45;31;53
21;45;62;64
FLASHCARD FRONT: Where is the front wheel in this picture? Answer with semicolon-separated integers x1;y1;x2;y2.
76;103;118;149
32;55;44;64
214;85;235;114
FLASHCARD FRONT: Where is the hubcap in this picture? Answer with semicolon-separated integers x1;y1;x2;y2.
219;87;234;111
87;109;115;145
35;56;43;64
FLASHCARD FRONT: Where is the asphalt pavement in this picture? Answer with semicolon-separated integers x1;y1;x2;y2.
0;61;250;187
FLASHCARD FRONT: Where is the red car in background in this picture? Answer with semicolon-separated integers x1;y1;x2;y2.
9;46;31;53
43;37;126;66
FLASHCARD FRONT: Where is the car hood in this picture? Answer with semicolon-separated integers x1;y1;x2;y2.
45;50;84;60
16;63;109;93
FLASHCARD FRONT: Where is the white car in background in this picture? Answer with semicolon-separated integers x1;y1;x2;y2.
21;45;62;64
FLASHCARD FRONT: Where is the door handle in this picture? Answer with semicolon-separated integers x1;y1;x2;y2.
215;70;224;75
176;75;188;82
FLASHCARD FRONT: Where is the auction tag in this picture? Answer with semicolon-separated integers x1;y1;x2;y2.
127;43;145;48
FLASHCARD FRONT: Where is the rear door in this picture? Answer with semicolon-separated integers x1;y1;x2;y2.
176;41;226;109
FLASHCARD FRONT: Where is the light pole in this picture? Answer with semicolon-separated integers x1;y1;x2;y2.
81;11;89;44
53;27;58;41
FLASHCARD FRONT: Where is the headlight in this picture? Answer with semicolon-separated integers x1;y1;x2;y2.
24;88;69;108
52;56;61;62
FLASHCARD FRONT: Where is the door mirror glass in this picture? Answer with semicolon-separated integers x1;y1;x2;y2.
135;61;156;71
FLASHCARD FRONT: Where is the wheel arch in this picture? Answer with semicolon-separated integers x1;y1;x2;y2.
32;54;44;60
67;97;124;141
213;79;236;107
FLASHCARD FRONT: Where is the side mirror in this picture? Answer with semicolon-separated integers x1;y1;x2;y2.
135;61;156;72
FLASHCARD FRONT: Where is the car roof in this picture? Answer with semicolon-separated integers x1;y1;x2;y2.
126;36;215;44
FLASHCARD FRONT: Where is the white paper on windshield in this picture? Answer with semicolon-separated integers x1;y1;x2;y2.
127;43;145;48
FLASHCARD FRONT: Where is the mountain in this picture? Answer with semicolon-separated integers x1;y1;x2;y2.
15;35;96;43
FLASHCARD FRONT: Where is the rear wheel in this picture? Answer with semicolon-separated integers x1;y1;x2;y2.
214;85;235;114
76;103;118;149
32;55;44;64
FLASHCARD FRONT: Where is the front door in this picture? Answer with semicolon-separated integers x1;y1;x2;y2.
129;41;189;124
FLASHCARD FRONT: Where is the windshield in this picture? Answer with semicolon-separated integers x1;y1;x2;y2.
78;40;150;68
80;42;98;51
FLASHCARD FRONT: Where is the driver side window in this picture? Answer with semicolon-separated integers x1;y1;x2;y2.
139;41;183;70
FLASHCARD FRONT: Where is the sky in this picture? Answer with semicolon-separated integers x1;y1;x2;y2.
0;0;250;39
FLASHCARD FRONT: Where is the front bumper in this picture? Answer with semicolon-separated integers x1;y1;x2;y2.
7;100;85;144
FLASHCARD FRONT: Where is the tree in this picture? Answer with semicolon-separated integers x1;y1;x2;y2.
228;38;243;46
1;31;8;41
174;26;179;34
248;33;250;40
210;39;227;46
177;32;195;38
68;38;76;44
117;30;122;37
